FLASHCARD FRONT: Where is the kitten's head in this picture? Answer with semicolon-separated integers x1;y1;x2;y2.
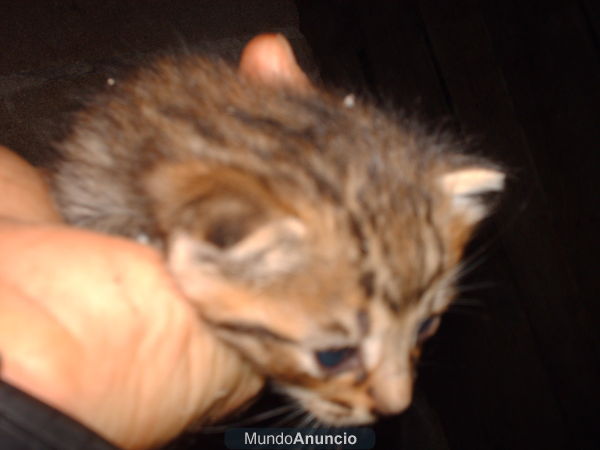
144;35;505;425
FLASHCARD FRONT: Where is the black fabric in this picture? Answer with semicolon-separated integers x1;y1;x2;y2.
0;378;118;450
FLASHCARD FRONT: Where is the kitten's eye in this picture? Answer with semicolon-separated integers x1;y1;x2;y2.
417;315;440;342
315;347;358;371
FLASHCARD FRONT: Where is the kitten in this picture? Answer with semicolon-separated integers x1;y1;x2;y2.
51;34;504;426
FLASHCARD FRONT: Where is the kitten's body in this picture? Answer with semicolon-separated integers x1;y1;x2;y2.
52;35;503;425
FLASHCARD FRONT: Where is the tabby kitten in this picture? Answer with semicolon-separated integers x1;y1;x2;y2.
51;34;504;426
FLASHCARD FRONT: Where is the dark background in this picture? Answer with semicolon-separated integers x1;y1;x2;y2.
0;1;598;449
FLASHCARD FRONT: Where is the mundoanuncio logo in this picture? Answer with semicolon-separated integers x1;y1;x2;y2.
224;427;375;449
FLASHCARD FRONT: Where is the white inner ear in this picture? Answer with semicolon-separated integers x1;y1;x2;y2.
229;217;306;257
439;168;505;222
169;216;307;290
228;217;308;280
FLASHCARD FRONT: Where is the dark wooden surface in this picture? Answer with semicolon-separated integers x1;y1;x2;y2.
0;1;597;449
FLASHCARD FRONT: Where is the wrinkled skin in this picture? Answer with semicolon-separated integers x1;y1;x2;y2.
0;144;263;449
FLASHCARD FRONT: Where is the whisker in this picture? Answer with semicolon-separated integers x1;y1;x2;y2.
245;403;297;424
456;253;489;280
456;190;530;274
445;306;488;317
417;359;445;368
417;358;466;370
456;281;498;293
461;180;534;269
271;406;306;427
296;412;314;429
200;403;296;434
451;298;484;307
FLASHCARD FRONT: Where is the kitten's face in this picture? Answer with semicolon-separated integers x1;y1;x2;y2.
154;159;502;426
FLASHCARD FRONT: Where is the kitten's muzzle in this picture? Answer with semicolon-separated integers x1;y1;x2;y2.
369;373;413;416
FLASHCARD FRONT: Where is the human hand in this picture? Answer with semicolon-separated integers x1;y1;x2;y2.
0;146;264;449
0;33;311;449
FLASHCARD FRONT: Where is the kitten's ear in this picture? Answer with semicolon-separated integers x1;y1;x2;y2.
143;163;307;291
439;167;505;223
169;215;307;298
239;33;312;92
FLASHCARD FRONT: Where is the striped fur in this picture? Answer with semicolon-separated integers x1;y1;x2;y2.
52;43;503;425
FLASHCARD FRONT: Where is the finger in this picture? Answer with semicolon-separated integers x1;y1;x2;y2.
0;146;62;223
0;221;264;448
239;33;312;91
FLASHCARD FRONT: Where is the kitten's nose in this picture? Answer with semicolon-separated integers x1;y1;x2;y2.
370;374;413;416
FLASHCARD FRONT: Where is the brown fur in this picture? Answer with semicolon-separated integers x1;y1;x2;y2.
51;38;503;425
